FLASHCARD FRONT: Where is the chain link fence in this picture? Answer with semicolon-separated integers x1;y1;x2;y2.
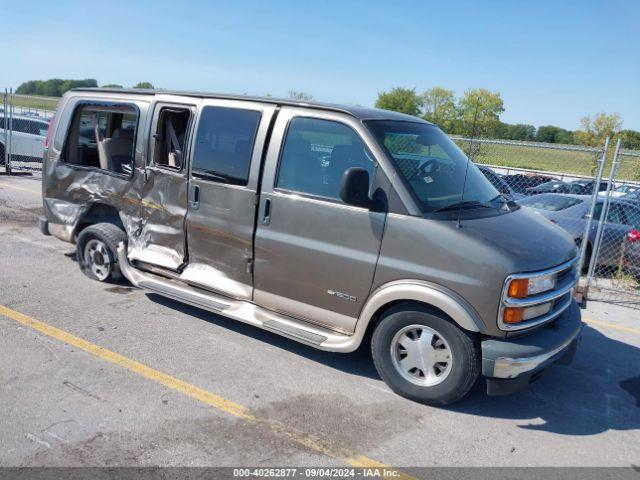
1;90;58;174
585;144;640;307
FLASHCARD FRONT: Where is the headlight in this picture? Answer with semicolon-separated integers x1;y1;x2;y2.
507;273;557;298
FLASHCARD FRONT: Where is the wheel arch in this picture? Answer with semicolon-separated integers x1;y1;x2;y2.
352;280;486;350
73;202;125;240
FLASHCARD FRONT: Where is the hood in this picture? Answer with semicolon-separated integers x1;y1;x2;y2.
459;206;577;273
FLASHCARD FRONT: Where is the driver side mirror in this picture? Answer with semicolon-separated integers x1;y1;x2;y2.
339;168;382;211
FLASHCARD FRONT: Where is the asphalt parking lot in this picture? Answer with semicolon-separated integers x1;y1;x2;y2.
1;174;639;469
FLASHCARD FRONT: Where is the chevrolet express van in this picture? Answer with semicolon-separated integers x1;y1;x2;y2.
39;89;583;405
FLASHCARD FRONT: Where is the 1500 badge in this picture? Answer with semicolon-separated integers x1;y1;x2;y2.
327;290;357;302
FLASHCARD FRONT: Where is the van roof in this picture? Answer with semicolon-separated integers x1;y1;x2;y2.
71;88;432;124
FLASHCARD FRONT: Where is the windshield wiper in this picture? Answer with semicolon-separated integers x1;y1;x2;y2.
434;200;495;213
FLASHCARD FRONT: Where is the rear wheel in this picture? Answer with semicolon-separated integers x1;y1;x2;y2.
371;304;480;406
76;223;127;282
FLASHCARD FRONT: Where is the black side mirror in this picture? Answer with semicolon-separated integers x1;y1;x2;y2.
339;167;381;210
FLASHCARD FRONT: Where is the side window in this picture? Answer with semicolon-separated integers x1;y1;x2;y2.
621;204;640;228
594;203;623;224
191;106;261;185
276;117;376;201
152;107;191;170
63;103;138;175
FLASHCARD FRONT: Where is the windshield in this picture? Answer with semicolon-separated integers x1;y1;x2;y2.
518;193;584;212
365;121;499;213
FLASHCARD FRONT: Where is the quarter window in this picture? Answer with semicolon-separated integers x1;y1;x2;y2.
191;106;261;185
63;103;138;175
276;117;376;200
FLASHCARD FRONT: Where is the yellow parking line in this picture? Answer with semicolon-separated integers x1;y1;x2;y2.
583;316;640;335
0;304;413;478
0;182;41;195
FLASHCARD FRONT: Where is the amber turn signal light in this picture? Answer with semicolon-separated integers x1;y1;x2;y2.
507;278;529;298
503;307;524;324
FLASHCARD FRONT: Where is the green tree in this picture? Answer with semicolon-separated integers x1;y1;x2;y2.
133;82;154;89
422;87;456;132
375;87;422;116
288;90;314;101
16;78;97;96
456;88;504;137
619;130;640;150
536;125;574;144
102;83;123;88
574;112;622;147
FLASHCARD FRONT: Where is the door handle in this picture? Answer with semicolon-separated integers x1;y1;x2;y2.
189;184;200;210
262;198;271;225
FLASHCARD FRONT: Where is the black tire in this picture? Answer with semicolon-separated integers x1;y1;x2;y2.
0;143;5;166
371;304;481;406
581;243;592;275
76;223;127;282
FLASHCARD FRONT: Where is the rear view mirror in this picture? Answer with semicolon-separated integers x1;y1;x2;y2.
339;168;381;210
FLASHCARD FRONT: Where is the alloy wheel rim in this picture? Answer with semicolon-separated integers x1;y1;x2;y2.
390;324;453;387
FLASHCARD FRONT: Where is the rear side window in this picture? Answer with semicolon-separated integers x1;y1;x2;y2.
63;103;138;176
276;117;376;200
191;106;261;185
519;194;583;212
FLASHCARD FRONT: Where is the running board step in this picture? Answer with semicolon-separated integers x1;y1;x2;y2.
262;320;328;346
138;279;229;313
116;243;360;352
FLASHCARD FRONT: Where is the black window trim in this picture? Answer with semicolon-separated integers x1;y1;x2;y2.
189;105;263;187
273;115;378;206
148;104;195;173
60;100;140;180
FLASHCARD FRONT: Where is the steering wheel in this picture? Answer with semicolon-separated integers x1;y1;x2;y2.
407;158;438;181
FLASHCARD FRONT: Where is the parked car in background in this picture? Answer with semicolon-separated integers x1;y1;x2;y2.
0;114;50;162
567;180;608;195
518;193;640;273
623;231;640;278
477;165;524;200
502;173;558;194
526;180;570;195
611;184;640;198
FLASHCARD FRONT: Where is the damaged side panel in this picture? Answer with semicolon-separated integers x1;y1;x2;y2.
43;96;151;246
43;94;196;272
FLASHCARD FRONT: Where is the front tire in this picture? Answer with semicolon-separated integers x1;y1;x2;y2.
371;304;481;406
76;223;127;282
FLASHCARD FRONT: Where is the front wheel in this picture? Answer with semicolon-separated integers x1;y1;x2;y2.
371;304;481;406
76;223;127;282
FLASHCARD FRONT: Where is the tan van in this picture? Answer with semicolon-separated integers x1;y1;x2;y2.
39;88;582;405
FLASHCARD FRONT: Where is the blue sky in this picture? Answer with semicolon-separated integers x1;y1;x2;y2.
4;0;639;130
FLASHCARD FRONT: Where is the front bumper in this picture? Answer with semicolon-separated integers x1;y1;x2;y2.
482;300;583;395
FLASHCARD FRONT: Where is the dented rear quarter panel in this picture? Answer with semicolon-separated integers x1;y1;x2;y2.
43;92;153;249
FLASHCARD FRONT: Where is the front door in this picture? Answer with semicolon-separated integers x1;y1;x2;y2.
131;100;195;270
181;100;276;299
253;109;386;333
